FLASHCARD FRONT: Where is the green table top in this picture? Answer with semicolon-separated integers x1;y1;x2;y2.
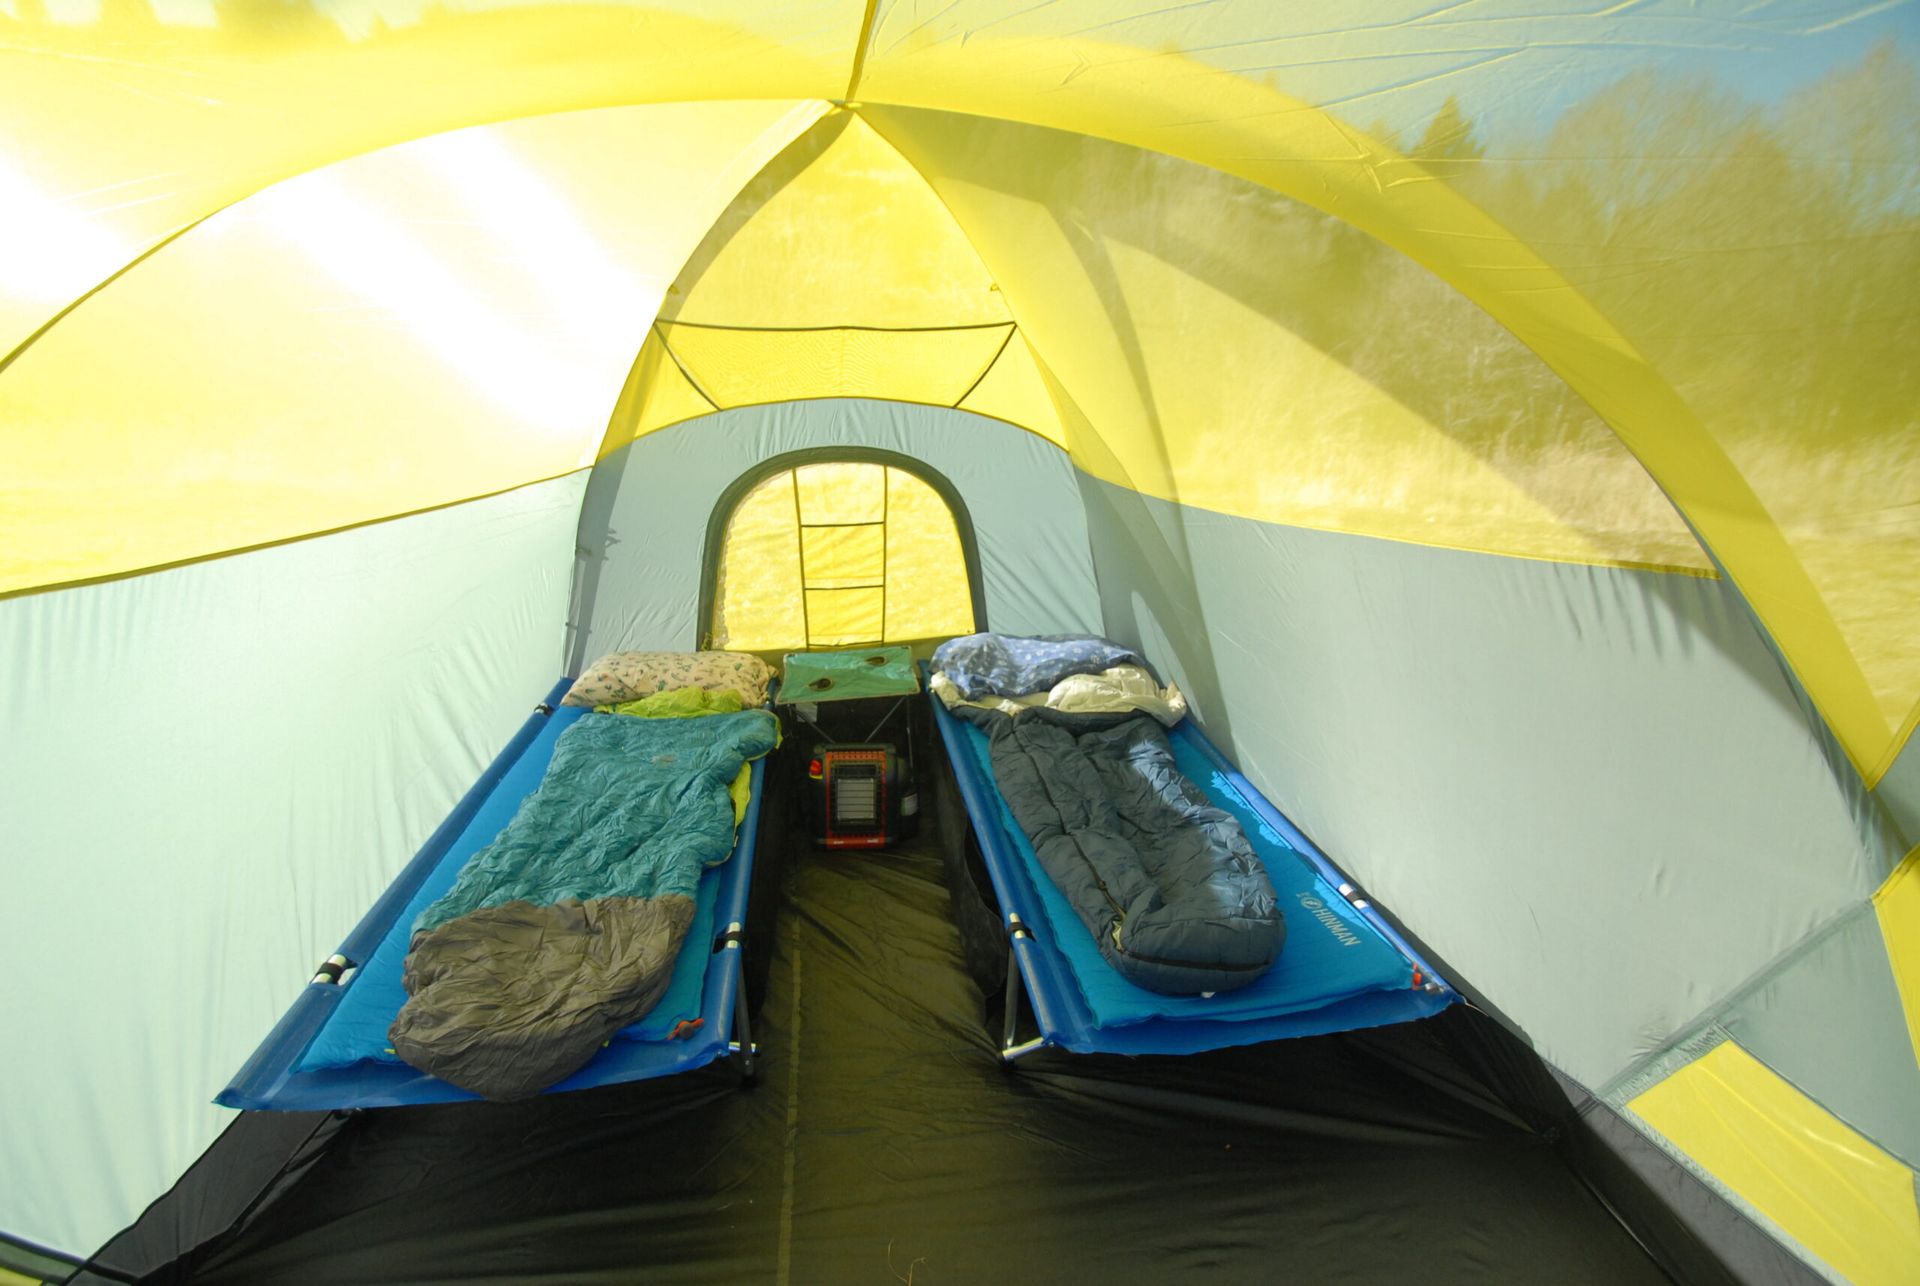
775;645;921;703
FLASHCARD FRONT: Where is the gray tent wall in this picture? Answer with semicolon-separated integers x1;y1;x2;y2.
1076;476;1911;1281
0;476;588;1257
24;391;1892;1280
1076;476;1886;1082
1881;735;1920;843
22;396;1897;1277
567;399;1104;662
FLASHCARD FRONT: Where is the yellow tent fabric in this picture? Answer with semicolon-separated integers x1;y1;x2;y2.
605;112;1067;446
0;98;825;593
1631;1041;1920;1286
2;2;1911;784
1875;849;1920;1072
853;4;1920;780
863;105;1714;575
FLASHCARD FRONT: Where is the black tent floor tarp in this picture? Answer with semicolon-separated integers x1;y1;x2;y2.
160;833;1674;1284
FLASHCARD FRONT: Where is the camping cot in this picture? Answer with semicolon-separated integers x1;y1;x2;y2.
219;678;783;1111
929;680;1458;1062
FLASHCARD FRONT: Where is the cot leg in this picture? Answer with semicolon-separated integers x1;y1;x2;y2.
997;951;1048;1062
733;959;757;1085
1001;945;1023;1058
998;915;1048;1064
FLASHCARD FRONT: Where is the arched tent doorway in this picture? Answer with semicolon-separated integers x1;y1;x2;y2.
568;401;1103;668
698;449;985;653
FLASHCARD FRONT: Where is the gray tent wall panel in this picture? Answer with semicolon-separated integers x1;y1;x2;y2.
1718;905;1920;1169
0;474;587;1257
568;399;1102;663
1877;734;1920;847
1074;475;1884;1092
1586;900;1920;1285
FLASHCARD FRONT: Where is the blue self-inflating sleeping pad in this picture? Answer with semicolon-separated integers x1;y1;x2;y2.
934;688;1456;1056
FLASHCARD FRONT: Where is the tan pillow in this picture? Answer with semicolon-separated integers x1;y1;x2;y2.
562;651;773;709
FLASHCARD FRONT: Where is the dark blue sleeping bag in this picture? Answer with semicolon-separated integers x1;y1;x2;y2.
957;706;1284;994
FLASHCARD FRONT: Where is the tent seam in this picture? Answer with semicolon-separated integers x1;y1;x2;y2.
0;470;593;603
949;323;1019;408
604;396;1074;462
650;323;724;411
842;0;880;102
1595;902;1874;1105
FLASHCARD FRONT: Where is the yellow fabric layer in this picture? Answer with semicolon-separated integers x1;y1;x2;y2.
795;461;883;526
611;331;728;440
1874;848;1920;1074
955;330;1065;443
608;324;1065;449
659;112;1010;331
864;106;1711;578
854;12;1919;780
1630;1042;1920;1286
0;100;824;595
603;108;1065;449
804;587;884;647
802;523;885;590
0;1;861;360
883;466;973;643
4;3;1913;780
711;462;972;651
656;323;1012;416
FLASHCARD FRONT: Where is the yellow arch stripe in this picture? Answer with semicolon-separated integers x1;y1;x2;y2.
1874;848;1920;1074
855;84;1888;775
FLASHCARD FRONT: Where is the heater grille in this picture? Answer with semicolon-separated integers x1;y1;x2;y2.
823;748;891;848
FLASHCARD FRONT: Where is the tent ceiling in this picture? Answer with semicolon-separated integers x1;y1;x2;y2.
4;3;1912;782
608;112;1066;445
659;112;1007;332
0;99;826;593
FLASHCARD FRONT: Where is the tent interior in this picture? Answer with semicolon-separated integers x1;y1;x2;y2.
2;4;1918;1284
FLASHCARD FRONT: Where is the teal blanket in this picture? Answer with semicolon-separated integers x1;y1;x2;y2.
390;709;778;1099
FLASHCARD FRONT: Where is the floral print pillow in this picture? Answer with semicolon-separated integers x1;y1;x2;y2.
562;651;774;709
